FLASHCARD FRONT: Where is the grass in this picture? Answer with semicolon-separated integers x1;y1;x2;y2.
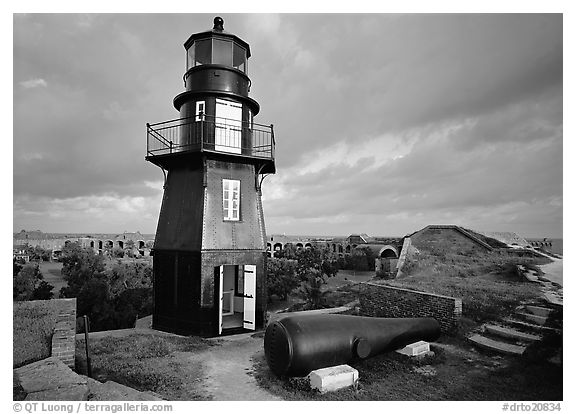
13;300;66;368
75;333;215;400
252;337;562;401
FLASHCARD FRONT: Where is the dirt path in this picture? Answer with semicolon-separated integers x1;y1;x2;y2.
188;332;282;401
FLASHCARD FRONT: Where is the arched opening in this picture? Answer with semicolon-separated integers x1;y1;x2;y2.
345;245;351;253
105;240;114;249
296;243;304;251
98;240;103;249
304;243;312;249
90;241;95;248
267;243;272;251
117;240;124;249
379;246;398;259
273;243;283;252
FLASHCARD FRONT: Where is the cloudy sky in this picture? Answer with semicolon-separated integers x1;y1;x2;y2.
13;13;563;238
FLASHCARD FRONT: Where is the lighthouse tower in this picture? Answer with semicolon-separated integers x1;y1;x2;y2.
145;17;275;336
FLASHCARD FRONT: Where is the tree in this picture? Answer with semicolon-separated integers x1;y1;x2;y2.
14;263;40;301
298;269;328;310
104;260;152;299
294;246;338;282
275;243;297;260
267;258;299;301
33;280;54;300
343;247;376;271
112;247;125;258
26;245;51;262
60;243;106;297
13;262;54;301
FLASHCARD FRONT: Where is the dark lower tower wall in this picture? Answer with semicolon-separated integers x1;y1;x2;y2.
154;162;204;251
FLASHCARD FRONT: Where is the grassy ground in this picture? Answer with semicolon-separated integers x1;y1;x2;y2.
13;300;65;368
383;250;549;325
252;335;562;401
38;261;66;297
75;333;215;400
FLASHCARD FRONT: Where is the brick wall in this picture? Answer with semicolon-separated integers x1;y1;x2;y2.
359;282;462;333
50;298;77;368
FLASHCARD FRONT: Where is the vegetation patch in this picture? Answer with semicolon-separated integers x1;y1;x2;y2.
13;300;63;367
386;249;547;324
75;333;215;400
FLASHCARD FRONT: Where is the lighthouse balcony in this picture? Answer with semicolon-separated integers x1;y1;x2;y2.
146;115;275;173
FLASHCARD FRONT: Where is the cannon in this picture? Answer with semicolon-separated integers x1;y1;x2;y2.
264;314;441;377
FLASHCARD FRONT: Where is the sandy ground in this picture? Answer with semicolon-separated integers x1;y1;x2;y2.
192;333;282;400
539;258;563;287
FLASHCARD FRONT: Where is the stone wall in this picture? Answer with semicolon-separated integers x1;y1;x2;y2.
359;282;462;333
50;298;77;368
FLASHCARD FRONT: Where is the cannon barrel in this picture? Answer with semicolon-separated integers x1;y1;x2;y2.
264;314;441;377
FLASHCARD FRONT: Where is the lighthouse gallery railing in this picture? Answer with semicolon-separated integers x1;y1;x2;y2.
146;114;275;160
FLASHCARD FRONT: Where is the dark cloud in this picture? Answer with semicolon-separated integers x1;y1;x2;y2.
13;14;563;237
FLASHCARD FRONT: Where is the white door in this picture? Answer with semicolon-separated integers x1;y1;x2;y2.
243;265;256;330
218;265;224;335
215;98;242;154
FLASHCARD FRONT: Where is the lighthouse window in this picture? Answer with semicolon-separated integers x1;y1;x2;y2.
222;179;240;221
186;46;195;70
233;43;246;72
194;39;212;66
213;38;233;66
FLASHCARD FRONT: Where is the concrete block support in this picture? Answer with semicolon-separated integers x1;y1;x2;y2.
396;340;430;356
308;365;359;393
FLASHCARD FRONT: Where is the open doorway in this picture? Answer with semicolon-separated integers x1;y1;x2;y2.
217;264;256;334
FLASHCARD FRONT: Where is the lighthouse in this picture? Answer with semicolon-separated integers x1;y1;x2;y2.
146;17;275;336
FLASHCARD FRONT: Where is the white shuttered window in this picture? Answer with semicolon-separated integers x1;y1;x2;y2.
223;179;240;221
